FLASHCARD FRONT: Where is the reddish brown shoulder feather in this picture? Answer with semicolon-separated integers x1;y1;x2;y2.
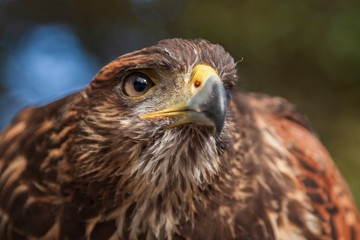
246;92;360;240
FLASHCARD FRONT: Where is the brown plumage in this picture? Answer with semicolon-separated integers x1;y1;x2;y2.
0;38;359;240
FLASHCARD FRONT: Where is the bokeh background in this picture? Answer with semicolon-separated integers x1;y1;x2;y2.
0;0;359;206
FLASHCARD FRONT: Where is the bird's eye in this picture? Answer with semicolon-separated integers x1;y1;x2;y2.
121;72;155;98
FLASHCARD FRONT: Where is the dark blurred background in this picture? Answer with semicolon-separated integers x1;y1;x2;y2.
0;0;359;206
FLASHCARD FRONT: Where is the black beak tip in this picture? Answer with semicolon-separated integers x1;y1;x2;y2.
205;82;227;135
187;74;228;135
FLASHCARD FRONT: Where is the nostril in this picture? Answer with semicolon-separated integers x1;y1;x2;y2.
194;81;201;88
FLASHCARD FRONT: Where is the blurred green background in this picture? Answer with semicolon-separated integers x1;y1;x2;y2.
0;0;359;206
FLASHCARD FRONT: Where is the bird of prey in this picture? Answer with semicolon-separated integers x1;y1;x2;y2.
0;38;359;240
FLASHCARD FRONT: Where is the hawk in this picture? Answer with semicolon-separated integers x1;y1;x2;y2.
0;38;359;240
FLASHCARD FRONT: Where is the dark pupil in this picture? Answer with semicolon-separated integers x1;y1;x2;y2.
133;77;148;92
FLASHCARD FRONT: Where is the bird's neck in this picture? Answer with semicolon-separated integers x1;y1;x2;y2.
116;126;222;239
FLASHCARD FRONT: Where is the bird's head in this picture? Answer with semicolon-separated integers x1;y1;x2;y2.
76;38;237;189
85;39;236;135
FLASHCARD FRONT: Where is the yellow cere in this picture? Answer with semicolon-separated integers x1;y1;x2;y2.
190;64;219;95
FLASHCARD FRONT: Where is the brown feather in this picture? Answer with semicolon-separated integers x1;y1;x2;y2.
0;38;359;240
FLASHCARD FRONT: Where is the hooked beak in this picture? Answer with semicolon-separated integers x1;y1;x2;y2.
139;65;227;134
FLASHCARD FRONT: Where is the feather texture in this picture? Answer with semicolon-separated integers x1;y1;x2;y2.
0;38;359;240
